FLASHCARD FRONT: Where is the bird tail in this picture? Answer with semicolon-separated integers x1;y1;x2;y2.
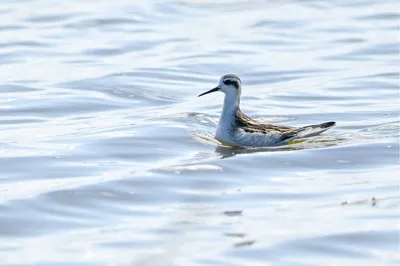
296;121;336;138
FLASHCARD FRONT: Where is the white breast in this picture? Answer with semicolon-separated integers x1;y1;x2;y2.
215;113;237;146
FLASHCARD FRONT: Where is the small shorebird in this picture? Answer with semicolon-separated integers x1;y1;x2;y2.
198;74;336;147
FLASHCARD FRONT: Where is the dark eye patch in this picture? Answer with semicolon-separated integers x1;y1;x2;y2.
223;79;239;89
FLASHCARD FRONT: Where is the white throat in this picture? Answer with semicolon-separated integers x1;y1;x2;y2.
221;92;239;119
215;92;240;143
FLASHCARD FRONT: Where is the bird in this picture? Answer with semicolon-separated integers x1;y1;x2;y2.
198;74;336;147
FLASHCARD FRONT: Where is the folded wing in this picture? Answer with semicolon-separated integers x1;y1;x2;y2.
280;121;336;142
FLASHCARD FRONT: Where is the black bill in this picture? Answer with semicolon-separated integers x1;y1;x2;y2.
198;87;220;97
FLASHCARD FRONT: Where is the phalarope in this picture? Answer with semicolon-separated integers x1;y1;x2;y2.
198;74;336;147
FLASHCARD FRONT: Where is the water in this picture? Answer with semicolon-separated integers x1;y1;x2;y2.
0;0;399;265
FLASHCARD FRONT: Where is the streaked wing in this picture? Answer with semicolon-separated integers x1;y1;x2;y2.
234;109;295;134
280;121;336;141
235;109;336;142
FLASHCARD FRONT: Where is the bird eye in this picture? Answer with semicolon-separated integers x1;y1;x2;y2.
223;79;232;85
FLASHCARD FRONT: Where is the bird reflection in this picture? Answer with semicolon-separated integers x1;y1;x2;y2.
214;143;304;159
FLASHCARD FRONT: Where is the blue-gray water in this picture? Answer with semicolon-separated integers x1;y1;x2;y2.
0;1;399;265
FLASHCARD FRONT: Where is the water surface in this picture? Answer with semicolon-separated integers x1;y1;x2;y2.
0;1;399;265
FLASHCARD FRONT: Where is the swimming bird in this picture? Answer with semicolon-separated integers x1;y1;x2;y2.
198;74;336;147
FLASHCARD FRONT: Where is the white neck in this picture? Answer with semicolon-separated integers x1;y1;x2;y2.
221;93;239;118
216;92;240;137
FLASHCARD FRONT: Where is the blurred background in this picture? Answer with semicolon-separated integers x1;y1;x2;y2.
0;0;399;265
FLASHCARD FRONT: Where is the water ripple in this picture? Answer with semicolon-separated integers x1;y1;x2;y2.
0;1;399;266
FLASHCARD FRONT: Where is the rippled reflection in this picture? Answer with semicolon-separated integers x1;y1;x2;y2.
0;0;399;265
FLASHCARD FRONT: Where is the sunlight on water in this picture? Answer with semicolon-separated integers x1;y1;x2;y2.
0;0;399;265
